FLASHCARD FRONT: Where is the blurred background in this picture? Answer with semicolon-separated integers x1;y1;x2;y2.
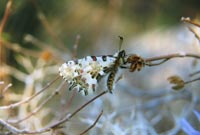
0;0;200;53
0;0;200;134
1;0;200;54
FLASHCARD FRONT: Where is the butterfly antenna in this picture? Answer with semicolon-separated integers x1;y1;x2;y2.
118;36;123;51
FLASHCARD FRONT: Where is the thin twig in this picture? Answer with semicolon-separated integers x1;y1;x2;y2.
0;83;12;98
188;27;200;41
0;0;12;36
0;76;60;110
23;35;64;62
181;17;200;27
184;77;200;85
24;34;53;50
0;0;12;82
9;81;65;124
3;41;40;57
0;118;28;134
145;58;170;66
1;91;106;134
0;117;51;134
65;91;76;111
0;82;11;99
4;36;64;64
144;53;200;66
49;91;107;129
79;110;103;135
189;70;200;77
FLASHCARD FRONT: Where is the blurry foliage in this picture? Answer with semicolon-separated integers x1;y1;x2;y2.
1;0;200;47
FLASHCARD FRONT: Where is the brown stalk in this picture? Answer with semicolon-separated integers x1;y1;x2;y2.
9;81;65;124
181;17;200;27
144;53;200;66
0;76;60;110
79;110;103;135
0;0;12;88
188;27;200;41
49;91;107;129
0;0;12;36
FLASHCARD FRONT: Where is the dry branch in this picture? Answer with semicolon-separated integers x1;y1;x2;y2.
49;91;107;129
0;76;60;110
79;110;103;135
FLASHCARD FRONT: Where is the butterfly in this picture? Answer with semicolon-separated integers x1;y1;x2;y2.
59;37;127;95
